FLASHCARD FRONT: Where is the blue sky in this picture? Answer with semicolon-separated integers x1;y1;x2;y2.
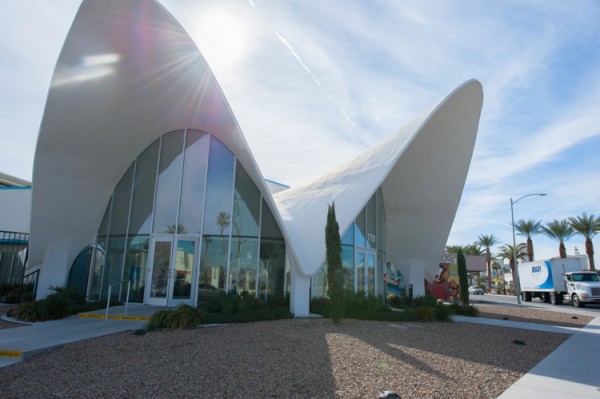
1;0;599;265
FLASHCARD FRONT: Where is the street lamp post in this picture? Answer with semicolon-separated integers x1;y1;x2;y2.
511;193;547;304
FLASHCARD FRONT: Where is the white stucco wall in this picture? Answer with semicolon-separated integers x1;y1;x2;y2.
0;188;32;233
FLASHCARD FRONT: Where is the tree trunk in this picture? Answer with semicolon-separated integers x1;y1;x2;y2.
586;238;595;271
559;242;567;258
527;238;534;261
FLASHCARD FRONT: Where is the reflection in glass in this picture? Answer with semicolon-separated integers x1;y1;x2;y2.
109;165;134;235
178;131;209;234
67;247;93;296
199;236;228;301
233;162;260;237
129;140;159;235
367;253;376;295
341;223;354;246
377;188;386;252
173;240;195;299
88;240;106;301
229;237;258;294
104;236;126;299
150;241;171;298
366;194;377;249
258;240;285;300
260;200;283;239
356;252;365;293
203;137;234;236
354;208;366;248
311;261;328;298
123;235;149;302
342;245;354;291
153;131;184;233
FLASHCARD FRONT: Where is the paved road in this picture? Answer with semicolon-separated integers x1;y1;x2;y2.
470;293;600;317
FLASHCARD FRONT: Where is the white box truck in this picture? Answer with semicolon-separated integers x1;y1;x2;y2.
518;258;600;307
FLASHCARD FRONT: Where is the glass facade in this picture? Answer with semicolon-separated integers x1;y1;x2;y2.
73;129;286;306
311;188;386;298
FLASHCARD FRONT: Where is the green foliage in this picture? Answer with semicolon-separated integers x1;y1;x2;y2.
44;294;70;319
48;286;86;304
8;301;49;322
344;309;417;322
345;291;386;312
146;305;205;331
447;303;480;317
325;202;344;323
457;249;469;305
386;294;408;308
412;306;436;321
310;297;331;316
412;295;439;308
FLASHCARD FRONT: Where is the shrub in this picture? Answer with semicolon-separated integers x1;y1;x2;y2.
146;305;205;331
387;294;408;309
447;303;479;317
413;295;439;308
310;297;331;316
48;286;86;304
44;295;70;319
8;301;48;322
412;306;436;322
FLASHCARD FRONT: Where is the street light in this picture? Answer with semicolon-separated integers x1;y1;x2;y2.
511;193;547;304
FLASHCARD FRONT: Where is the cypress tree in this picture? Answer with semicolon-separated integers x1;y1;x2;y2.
326;202;344;323
457;248;469;305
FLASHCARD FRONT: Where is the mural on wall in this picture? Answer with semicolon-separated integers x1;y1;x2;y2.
425;251;461;302
384;261;406;297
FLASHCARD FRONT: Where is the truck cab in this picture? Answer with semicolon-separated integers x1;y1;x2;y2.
563;271;600;307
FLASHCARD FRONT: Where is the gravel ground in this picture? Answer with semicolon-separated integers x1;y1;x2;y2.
0;314;574;399
475;304;594;328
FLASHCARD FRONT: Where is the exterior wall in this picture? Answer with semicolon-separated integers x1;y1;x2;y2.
0;187;32;233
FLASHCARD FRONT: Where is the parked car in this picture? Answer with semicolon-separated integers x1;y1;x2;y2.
468;285;484;295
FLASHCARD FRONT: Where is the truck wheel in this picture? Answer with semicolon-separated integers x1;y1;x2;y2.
572;294;585;308
521;291;532;302
550;293;558;305
543;293;551;303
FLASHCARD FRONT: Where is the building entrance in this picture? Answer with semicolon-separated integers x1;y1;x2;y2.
145;236;199;306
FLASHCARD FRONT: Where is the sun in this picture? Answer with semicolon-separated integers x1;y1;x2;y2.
190;8;247;70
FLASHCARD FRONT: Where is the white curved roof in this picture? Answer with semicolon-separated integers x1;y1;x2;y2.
29;0;289;273
275;80;483;277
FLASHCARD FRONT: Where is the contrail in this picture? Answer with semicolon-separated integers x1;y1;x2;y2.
274;30;356;126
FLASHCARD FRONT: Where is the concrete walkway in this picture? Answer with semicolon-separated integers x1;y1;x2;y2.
1;305;599;398
0;304;155;368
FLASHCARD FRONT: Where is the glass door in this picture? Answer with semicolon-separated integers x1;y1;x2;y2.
146;237;172;306
355;250;377;295
146;236;199;306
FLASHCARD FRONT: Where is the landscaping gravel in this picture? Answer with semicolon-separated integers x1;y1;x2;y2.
0;315;572;399
475;304;593;328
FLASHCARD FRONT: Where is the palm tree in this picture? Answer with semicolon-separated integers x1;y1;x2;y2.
496;243;527;276
477;234;499;292
541;219;574;259
568;213;600;270
464;243;484;256
514;219;542;261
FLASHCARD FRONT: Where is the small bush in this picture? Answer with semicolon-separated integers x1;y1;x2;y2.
48;286;86;304
447;303;479;317
44;295;70;319
412;306;436;322
433;304;451;322
345;309;416;322
413;295;439;308
146;305;205;331
387;294;408;308
310;297;331;316
8;301;48;322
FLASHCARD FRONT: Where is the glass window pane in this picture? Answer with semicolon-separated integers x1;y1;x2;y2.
377;188;386;252
261;200;283;239
367;253;376;295
88;240;106;301
229;237;258;295
366;194;376;249
199;236;228;301
103;236;126;299
311;262;327;298
342;245;354;291
129;140;159;235
109;165;134;236
98;199;112;237
203;137;235;236
341;223;354;245
178;130;210;235
233;162;260;237
153;131;185;233
67;248;92;295
149;240;171;299
354;208;366;248
123;235;149;302
173;239;195;299
356;252;365;293
258;239;285;301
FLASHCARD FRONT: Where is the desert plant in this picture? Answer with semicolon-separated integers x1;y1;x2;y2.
8;301;49;322
326;202;344;323
457;249;469;305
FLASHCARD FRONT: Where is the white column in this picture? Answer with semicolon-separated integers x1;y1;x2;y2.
289;260;311;317
34;241;70;299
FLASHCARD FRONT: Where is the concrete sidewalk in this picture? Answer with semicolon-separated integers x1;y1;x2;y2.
0;304;156;368
496;315;600;399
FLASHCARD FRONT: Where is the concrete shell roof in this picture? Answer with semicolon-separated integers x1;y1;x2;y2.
28;0;289;271
275;80;483;277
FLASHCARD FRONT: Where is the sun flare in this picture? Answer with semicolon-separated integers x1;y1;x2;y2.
191;8;247;70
